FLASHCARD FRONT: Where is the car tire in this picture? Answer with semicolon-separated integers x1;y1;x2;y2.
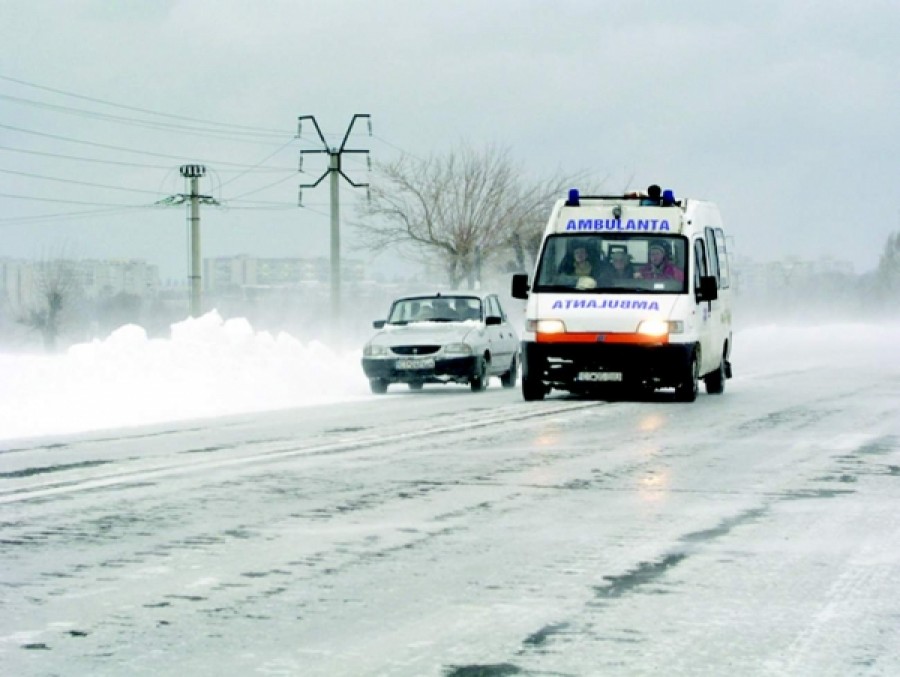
500;355;518;388
408;381;424;391
470;358;488;392
704;355;726;394
675;348;699;402
369;378;389;394
522;376;545;401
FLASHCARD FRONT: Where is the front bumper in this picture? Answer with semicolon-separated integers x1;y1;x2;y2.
361;355;478;383
521;340;694;389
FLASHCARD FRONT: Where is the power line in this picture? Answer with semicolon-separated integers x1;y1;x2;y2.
0;167;169;196
0;122;293;169
0;92;292;140
0;143;294;172
0;73;288;135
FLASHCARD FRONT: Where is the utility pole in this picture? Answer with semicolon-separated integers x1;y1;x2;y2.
156;164;219;317
297;114;371;326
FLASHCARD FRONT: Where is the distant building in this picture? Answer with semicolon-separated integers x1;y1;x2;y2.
203;255;366;292
0;258;160;306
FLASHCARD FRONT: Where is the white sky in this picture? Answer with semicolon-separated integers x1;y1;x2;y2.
1;311;897;442
2;0;899;279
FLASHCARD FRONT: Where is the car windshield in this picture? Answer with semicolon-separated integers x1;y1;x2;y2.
533;234;688;293
387;296;482;324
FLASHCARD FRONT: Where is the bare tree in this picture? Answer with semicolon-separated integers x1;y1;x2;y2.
18;258;81;352
356;144;587;288
876;231;900;301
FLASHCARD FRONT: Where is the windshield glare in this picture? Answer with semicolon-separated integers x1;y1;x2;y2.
387;297;482;324
534;235;687;293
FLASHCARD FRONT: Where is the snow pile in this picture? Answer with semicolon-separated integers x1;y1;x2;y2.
1;316;898;442
0;311;369;441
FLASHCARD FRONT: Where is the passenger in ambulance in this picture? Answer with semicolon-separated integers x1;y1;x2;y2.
608;246;636;280
637;240;684;282
557;240;607;289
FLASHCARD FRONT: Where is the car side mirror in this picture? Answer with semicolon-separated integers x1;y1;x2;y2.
485;315;502;326
511;273;530;299
373;320;386;329
697;276;718;302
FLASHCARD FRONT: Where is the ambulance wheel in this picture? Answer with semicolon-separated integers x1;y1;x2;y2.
369;378;389;394
675;349;699;402
704;358;726;394
522;377;546;401
500;355;518;388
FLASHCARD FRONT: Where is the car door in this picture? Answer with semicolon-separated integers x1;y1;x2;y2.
486;295;516;372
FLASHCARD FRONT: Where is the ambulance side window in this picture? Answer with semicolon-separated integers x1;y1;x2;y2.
704;227;721;286
714;228;730;289
693;238;709;290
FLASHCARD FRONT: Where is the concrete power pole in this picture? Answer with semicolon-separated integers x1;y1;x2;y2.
297;114;371;327
156;164;219;317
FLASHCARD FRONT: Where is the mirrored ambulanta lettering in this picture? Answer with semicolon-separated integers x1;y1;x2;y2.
551;299;661;310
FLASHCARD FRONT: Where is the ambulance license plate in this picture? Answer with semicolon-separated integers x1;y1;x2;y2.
397;358;435;370
576;371;622;382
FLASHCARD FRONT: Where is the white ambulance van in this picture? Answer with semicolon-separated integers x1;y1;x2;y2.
511;188;732;402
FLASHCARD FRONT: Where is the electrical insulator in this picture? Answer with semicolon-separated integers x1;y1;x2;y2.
179;164;206;178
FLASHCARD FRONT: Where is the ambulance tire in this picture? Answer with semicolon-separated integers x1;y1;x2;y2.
500;355;518;388
675;348;699;402
704;358;726;394
370;378;389;394
522;377;546;401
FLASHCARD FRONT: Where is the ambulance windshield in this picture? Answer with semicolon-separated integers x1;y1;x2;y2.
533;235;687;294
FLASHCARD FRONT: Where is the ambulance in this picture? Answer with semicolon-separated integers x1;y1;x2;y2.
511;188;733;402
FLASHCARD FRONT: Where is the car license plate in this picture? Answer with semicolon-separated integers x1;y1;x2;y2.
396;358;435;370
576;371;622;382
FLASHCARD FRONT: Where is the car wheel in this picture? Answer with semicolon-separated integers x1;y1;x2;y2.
675;348;699;402
470;358;488;392
522;376;545;401
704;354;726;395
369;378;389;394
408;381;424;391
500;355;518;388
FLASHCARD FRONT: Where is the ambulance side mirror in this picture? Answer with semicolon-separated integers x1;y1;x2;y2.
511;274;530;300
697;276;718;302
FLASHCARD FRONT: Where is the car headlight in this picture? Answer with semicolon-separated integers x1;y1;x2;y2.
526;319;566;334
364;344;389;356
637;320;683;336
444;342;473;355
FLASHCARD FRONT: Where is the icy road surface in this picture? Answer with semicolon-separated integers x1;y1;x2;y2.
2;325;900;676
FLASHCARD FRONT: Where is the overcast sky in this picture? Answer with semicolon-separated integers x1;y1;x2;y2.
2;0;898;280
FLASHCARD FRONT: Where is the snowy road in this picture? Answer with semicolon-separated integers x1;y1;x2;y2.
2;326;900;676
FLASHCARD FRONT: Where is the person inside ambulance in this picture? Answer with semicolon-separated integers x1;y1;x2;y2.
637;239;684;282
557;239;607;289
608;245;636;280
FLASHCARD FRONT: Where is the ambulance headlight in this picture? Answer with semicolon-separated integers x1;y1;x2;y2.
527;319;567;334
637;320;683;336
364;344;389;356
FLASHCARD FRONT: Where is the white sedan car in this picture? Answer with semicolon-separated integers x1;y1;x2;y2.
361;292;519;393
